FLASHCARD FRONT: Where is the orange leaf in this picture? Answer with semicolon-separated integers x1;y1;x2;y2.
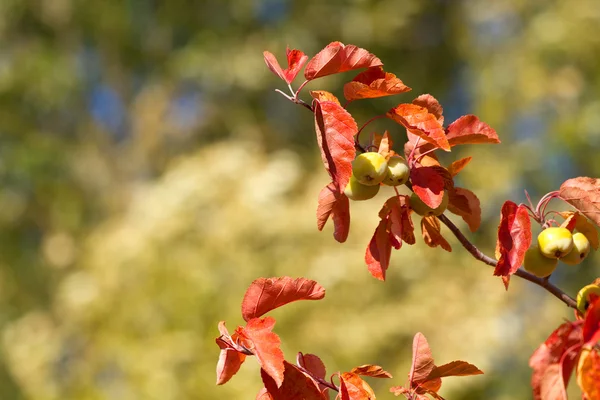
559;177;600;228
445;115;500;147
421;216;452;252
425;361;483;379
314;100;357;191
409;333;436;384
529;322;582;400
261;361;326;400
297;353;327;381
241;277;326;322
577;348;600;399
343;66;411;100
256;387;274;400
583;297;600;344
558;211;599;250
376;131;393;158
412;94;444;125
365;219;393;281
448;187;481;232
304;42;383;80
339;372;376;400
263;48;308;84
317;182;350;243
216;343;247;385
351;364;393;378
493;201;532;288
310;90;341;105
238;317;285;387
411;166;446;209
388;104;450;151
447;157;472;177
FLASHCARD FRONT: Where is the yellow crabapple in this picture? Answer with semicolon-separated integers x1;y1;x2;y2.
576;284;600;314
561;232;591;265
344;176;380;201
409;191;449;217
537;227;574;259
383;155;410;186
523;246;558;278
351;152;388;186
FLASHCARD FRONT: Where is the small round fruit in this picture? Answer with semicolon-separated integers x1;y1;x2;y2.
561;232;591;265
537;227;574;259
383;156;410;186
409;192;449;217
344;176;380;201
576;284;600;314
523;246;558;278
352;152;388;186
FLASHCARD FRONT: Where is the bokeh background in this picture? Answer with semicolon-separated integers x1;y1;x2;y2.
1;0;599;399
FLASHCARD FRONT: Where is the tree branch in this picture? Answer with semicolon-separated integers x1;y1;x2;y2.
437;214;577;309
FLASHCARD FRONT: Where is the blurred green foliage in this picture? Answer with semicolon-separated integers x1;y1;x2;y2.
0;0;599;398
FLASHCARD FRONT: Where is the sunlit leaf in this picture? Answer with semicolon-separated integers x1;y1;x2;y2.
558;211;599;250
421;216;451;252
559;177;600;228
447;157;472;177
388;104;450;151
448;187;481;232
365;219;392;281
263;48;308;84
261;361;326;400
409;332;436;384
445;115;500;147
339;372;376;399
351;364;393;379
238;317;285;387
425;361;483;379
216;342;247;385
310;90;341;105
317;182;350;243
304;42;383;80
411;166;446;209
242;277;326;322
577;348;600;400
343;67;411;100
412;94;444;125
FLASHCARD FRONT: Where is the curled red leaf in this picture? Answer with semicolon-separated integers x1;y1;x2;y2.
559;177;600;227
412;94;444;125
351;364;393;378
263;48;308;84
317;182;350;243
365;219;393;281
343;66;411;100
493;201;532;288
304;42;383;80
411;166;446;209
448;187;482;232
261;361;326;400
242;277;326;322
445;115;500;147
421;216;452;252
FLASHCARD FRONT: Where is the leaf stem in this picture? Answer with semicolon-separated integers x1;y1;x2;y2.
437;214;577;309
294;80;310;100
356;115;387;147
295;364;339;392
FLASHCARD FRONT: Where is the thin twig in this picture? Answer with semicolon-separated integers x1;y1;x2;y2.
437;214;577;309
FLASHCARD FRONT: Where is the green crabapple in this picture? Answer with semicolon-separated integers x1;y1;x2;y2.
537;227;574;259
382;155;410;186
344;176;380;201
409;191;449;217
351;152;388;186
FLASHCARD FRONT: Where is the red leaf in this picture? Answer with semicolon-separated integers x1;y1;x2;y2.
242;277;326;322
559;177;600;227
310;90;341;105
343;67;411;100
493;201;532;288
387;104;450;151
261;361;326;400
351;364;393;378
314;100;357;190
409;333;436;384
583;297;600;344
412;94;444;125
304;42;383;80
297;353;327;381
365;219;392;281
216;343;247;385
317;182;351;243
577;348;600;399
529;322;583;400
447;157;472;177
256;388;274;400
540;364;568;400
338;372;376;399
263;48;308;84
238;317;285;387
445;115;500;147
411;166;446;209
421;216;452;252
448;187;482;232
425;361;483;379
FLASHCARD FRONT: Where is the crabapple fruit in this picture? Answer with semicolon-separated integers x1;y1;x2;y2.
523;246;558;278
382;155;410;186
409;191;449;217
537;227;574;259
561;232;591;265
351;152;388;186
344;176;380;201
576;284;600;314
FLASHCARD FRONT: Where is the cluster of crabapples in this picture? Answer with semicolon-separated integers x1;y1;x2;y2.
523;227;593;278
344;151;448;216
